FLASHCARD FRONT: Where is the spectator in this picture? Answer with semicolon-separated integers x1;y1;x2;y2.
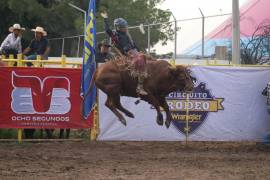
96;39;114;63
261;83;270;145
23;26;50;66
0;24;25;58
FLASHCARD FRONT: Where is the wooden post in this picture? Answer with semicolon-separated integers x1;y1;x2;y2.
8;54;14;67
90;91;99;141
17;54;23;67
17;129;22;143
17;54;23;143
61;55;66;68
36;55;41;67
90;61;99;141
185;94;190;145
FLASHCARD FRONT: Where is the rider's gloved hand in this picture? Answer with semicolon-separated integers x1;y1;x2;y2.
100;11;108;18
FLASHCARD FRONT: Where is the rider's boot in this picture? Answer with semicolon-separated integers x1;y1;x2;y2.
136;76;148;95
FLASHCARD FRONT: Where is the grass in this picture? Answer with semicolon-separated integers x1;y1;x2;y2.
0;129;90;139
0;129;18;139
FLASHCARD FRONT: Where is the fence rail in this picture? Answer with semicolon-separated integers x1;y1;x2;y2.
48;13;232;58
1;54;82;68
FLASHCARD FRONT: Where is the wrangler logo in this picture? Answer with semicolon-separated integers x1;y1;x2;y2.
166;82;224;135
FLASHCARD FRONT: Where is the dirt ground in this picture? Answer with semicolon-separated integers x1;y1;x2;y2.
0;141;270;180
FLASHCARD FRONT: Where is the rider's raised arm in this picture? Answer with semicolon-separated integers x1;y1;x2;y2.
104;18;113;37
101;12;113;37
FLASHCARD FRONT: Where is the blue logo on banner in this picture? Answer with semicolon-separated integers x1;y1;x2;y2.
166;82;224;135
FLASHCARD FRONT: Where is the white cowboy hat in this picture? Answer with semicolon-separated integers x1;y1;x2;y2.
9;24;25;32
31;26;47;36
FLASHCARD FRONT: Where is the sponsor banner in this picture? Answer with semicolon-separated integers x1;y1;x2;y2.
0;67;92;129
98;66;270;141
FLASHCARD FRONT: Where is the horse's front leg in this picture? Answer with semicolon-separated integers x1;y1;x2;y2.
146;94;163;126
159;97;172;128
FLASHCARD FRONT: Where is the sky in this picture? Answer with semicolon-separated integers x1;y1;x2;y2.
154;0;248;54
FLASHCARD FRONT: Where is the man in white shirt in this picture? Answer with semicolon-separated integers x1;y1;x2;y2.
0;24;25;58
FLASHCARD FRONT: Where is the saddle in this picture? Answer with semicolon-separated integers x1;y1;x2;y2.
130;52;146;72
112;51;148;78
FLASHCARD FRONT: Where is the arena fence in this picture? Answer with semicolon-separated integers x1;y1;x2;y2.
2;56;270;143
97;61;270;142
1;54;81;68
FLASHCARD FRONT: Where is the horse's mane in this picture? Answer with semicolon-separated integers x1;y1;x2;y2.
111;53;156;66
110;53;155;78
111;55;130;68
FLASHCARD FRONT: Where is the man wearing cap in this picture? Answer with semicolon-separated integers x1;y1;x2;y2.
96;39;114;63
23;26;50;65
0;24;25;58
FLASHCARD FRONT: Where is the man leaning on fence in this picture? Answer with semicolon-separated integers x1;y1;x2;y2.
23;26;50;66
96;39;114;63
0;24;25;59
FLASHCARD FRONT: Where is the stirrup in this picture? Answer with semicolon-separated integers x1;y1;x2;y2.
136;87;148;95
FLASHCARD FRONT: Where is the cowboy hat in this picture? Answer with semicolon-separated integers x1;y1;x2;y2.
100;39;111;47
9;24;25;32
98;39;111;50
31;26;47;36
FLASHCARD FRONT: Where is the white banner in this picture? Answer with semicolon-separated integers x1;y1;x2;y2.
98;66;270;141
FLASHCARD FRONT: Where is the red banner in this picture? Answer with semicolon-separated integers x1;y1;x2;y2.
0;67;93;129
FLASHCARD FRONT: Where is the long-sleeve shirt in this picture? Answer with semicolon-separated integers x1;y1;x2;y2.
104;18;139;55
0;33;22;53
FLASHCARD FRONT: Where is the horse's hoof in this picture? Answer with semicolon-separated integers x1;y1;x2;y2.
120;118;127;126
126;112;135;118
134;100;140;105
156;115;163;126
165;120;171;128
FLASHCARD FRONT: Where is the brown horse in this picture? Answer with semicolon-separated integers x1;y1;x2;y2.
86;56;195;128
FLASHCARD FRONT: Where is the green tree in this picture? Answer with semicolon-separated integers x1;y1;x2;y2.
0;0;82;39
96;0;174;51
0;0;174;55
0;0;83;55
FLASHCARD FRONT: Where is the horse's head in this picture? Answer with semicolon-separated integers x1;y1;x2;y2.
169;65;196;92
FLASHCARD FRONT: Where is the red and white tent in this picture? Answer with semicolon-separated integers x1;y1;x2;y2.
184;0;270;55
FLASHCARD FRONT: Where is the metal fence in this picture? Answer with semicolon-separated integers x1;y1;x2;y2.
48;13;232;59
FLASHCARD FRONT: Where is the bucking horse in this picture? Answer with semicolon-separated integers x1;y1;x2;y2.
85;55;195;128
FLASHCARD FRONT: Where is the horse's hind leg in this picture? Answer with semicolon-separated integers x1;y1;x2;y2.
105;96;127;126
112;95;135;118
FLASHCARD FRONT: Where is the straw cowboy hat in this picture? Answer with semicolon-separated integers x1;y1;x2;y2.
98;39;112;51
9;24;25;32
100;39;111;47
31;26;47;36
